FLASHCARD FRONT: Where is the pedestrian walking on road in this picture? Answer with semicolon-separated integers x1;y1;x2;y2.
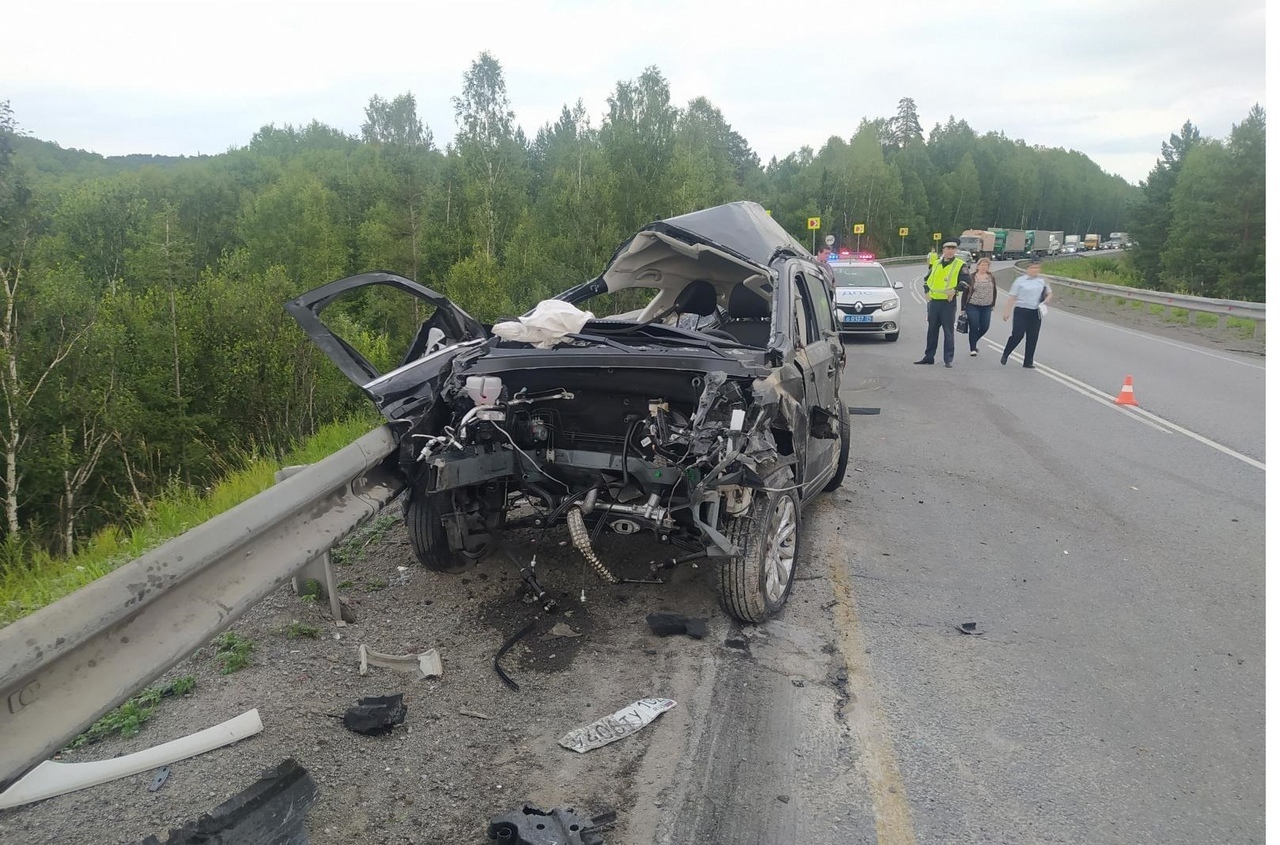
915;240;971;368
1000;259;1053;368
962;256;998;356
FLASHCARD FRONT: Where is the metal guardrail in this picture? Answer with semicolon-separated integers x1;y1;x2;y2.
1014;259;1265;329
0;425;405;789
876;254;929;267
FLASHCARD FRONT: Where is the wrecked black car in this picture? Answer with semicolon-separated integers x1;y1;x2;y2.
285;202;850;622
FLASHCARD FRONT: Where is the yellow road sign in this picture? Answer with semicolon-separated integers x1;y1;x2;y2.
932;232;942;241
898;227;909;237
765;209;772;216
807;217;821;230
853;223;865;235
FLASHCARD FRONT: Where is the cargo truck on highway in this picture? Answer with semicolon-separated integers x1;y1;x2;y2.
1025;230;1063;258
1084;233;1100;250
991;228;1027;260
959;229;995;258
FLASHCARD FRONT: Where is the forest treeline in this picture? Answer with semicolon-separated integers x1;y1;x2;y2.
0;52;1263;561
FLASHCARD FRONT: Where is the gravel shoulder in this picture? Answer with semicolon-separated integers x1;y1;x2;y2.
0;490;878;844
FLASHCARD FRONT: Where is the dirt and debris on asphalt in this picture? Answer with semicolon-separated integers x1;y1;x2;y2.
0;497;876;844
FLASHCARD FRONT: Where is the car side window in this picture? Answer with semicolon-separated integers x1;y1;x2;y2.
793;286;810;346
793;272;826;346
802;271;837;336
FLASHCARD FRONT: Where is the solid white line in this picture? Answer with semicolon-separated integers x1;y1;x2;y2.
979;338;1265;471
980;339;1172;434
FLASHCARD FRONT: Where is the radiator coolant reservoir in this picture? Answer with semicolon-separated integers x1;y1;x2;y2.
465;376;503;405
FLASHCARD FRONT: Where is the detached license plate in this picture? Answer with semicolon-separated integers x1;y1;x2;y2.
843;315;874;323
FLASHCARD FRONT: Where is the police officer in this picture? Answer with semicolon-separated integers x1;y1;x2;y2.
915;240;971;368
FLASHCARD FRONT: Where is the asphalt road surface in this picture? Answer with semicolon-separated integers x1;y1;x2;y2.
0;263;1263;844
820;262;1264;844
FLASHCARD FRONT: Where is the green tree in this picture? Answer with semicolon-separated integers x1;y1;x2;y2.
452;52;526;258
1131;120;1201;285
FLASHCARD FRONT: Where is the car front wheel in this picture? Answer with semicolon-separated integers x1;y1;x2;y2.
718;469;801;623
884;331;899;342
405;488;482;574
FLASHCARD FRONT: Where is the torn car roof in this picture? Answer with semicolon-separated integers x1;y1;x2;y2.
656;201;814;268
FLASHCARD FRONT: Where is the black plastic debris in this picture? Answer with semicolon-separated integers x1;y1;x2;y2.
956;622;984;636
847;406;882;415
137;759;317;845
342;694;407;735
646;613;709;640
487;806;616;845
495;619;538;692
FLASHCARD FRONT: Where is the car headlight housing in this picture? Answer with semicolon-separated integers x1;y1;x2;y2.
882;298;900;311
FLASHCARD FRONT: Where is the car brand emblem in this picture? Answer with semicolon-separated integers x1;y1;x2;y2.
853;301;864;313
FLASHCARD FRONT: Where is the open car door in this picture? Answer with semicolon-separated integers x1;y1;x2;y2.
284;271;487;420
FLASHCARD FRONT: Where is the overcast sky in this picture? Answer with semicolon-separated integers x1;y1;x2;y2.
3;0;1267;185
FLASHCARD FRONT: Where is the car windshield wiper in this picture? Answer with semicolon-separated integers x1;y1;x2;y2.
627;332;734;359
566;332;636;353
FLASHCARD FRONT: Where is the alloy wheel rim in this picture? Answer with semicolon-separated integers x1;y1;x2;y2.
763;496;797;604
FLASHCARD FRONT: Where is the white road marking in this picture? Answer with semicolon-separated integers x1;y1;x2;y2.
979;338;1265;471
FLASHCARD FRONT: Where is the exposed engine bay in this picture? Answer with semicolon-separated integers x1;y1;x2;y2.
402;354;796;581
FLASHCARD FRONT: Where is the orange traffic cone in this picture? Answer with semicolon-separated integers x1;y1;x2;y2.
1114;375;1139;406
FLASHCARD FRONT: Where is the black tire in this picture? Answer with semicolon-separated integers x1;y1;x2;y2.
404;489;480;574
884;331;900;342
823;403;851;492
718;470;801;623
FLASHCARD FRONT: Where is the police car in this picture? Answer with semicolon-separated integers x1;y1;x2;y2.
828;259;903;341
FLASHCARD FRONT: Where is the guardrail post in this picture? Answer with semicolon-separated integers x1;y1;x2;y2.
276;465;345;624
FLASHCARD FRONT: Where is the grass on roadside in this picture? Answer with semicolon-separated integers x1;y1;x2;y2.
0;415;380;629
1043;256;1143;287
331;513;401;566
1226;316;1258;337
213;632;255;674
68;676;196;748
281;620;320;639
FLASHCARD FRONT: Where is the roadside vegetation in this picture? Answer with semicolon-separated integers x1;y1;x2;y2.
213;631;255;674
0;416;376;627
1043;256;1144;287
68;676;196;747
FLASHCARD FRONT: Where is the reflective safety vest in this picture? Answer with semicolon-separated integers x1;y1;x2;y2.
925;258;965;300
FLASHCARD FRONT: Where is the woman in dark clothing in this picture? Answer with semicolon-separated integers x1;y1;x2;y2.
962;257;997;356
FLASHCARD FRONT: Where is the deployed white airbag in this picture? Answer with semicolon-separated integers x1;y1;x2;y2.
493;300;596;349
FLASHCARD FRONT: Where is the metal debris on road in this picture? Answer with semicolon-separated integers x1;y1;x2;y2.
459;709;495;721
341;694;407;736
645;612;709;639
147;766;170;793
486;805;616;845
956;622;984;635
559;698;677;754
358;644;442;680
